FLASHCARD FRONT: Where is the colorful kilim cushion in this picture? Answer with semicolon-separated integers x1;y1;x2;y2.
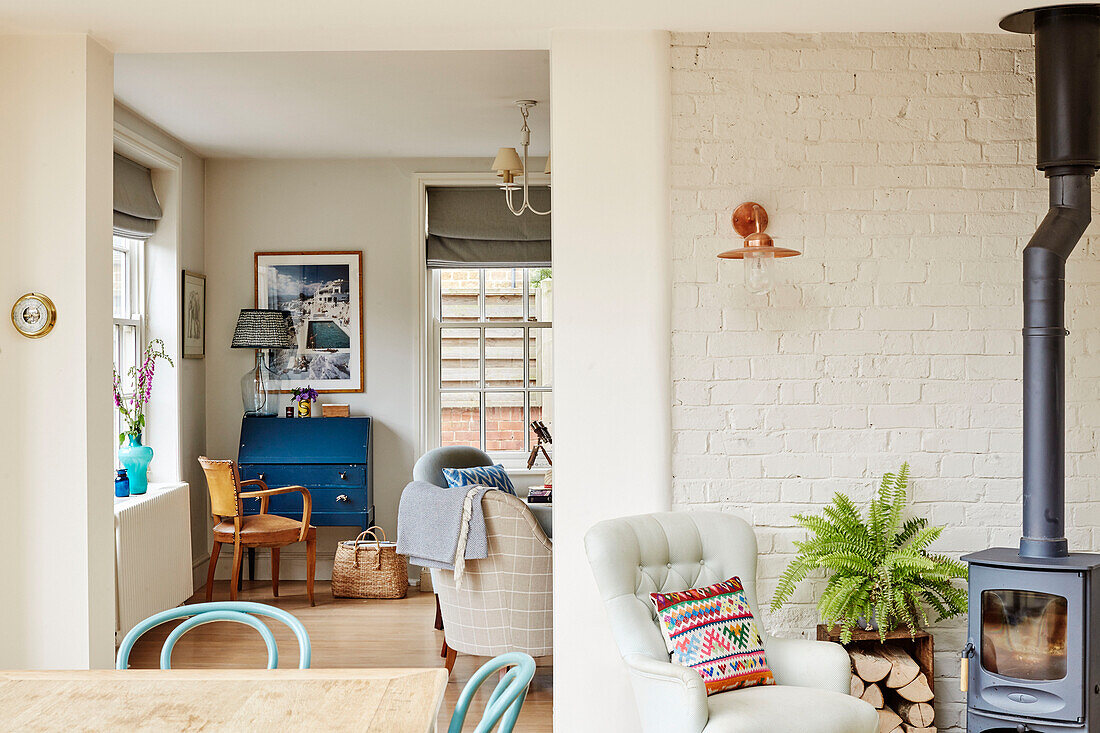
650;576;775;695
442;464;518;495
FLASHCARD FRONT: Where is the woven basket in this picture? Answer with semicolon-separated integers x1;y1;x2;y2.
331;526;408;599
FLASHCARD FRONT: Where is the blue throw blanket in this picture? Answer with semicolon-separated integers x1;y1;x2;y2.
396;480;491;571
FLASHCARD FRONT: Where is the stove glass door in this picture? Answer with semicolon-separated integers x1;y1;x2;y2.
980;589;1068;681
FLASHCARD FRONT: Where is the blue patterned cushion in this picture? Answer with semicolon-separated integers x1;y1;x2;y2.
442;464;517;495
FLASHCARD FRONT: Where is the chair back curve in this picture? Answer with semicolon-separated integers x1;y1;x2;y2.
116;601;311;670
584;511;760;662
433;491;553;658
413;445;493;488
198;456;242;518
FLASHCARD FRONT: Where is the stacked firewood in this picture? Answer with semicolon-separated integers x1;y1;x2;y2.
848;645;936;733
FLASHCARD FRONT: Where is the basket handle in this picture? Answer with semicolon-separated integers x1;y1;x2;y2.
352;525;386;569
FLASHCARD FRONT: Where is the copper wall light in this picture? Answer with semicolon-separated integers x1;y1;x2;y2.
718;202;801;294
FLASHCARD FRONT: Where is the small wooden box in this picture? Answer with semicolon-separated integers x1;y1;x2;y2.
322;403;351;417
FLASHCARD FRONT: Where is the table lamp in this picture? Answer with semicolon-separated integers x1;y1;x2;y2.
231;309;295;416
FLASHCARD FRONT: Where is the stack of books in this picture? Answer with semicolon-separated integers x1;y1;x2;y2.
527;487;552;504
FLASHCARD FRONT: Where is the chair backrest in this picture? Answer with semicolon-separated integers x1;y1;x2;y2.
199;456;242;518
413;445;493;488
584;511;761;663
448;652;535;733
432;492;553;657
116;601;311;670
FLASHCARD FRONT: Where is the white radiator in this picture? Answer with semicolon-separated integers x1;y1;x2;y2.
115;482;193;639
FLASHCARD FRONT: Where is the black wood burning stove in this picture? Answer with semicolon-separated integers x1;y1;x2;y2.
964;550;1100;731
963;5;1100;732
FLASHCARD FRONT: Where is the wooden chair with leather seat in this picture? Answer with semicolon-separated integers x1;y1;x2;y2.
198;456;317;606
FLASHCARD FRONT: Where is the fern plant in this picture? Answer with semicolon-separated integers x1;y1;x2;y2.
770;463;968;643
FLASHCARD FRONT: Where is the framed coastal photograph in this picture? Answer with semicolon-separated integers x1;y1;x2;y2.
254;251;364;393
181;270;206;359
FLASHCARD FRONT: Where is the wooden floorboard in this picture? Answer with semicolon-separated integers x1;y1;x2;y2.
124;581;552;732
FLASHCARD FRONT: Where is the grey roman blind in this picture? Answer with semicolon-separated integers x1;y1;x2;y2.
113;153;163;240
426;186;551;269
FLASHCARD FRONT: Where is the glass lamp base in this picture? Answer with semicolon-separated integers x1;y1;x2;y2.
241;352;281;416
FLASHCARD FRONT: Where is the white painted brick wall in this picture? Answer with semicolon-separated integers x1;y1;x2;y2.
671;32;1100;731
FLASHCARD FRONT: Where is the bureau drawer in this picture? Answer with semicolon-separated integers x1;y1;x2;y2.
243;487;368;515
239;464;365;489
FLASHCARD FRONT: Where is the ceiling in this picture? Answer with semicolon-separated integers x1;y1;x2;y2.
0;1;1062;53
114;51;550;158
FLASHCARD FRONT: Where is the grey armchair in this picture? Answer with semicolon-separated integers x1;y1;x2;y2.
412;445;552;673
413;446;494;633
585;511;877;733
413;445;494;488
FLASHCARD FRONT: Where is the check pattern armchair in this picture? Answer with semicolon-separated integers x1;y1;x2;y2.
584;511;877;733
432;491;553;672
198;456;317;606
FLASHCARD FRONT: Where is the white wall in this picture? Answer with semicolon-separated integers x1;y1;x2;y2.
0;35;116;669
203;157;545;579
114;103;207;580
550;29;673;731
667;32;1100;731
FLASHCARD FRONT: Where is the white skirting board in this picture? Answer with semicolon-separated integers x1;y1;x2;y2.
115;482;193;640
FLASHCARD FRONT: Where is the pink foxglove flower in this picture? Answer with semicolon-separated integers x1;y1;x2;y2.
112;338;173;445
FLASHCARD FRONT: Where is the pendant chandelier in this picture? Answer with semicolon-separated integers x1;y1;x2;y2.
491;100;550;217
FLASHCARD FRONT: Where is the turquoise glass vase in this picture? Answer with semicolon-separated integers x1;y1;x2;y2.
118;433;154;495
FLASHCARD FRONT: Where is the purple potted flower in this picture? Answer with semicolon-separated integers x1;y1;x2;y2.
291;386;319;418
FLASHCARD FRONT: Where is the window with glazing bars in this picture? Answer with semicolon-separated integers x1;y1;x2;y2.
113;235;144;443
430;267;552;462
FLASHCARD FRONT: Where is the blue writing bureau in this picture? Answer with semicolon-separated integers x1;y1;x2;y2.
237;416;373;532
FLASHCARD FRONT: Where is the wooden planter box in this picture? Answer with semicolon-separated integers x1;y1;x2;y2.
816;624;937;733
816;624;934;681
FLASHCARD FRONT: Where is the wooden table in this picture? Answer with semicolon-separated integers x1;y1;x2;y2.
0;668;448;732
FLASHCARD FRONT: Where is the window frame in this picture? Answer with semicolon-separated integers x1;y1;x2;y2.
413;173;552;468
427;267;552;466
113;235;145;443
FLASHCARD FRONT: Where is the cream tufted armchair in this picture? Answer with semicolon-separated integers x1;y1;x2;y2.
584;511;878;733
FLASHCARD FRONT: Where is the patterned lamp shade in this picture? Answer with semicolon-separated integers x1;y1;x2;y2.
231;309;295;349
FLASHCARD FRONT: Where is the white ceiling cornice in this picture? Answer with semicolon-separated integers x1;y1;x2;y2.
0;0;1059;54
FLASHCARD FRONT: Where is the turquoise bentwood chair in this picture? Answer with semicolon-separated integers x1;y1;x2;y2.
448;652;535;733
116;601;311;670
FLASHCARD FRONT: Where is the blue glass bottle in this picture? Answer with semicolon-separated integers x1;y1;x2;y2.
115;469;130;498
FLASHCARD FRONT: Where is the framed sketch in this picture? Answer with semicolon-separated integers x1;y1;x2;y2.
254;250;364;393
181;270;206;359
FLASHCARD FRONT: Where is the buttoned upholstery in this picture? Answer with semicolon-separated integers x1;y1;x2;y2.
200;457;242;518
585;511;878;733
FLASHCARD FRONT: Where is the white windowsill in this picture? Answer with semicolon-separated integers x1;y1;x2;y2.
500;466;550;476
113;481;187;508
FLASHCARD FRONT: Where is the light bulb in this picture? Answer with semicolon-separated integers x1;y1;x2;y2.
743;249;774;294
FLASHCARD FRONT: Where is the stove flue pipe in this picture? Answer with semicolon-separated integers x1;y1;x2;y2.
1020;175;1090;559
1001;4;1100;558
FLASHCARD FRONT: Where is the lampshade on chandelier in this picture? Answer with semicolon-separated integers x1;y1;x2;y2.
491;100;550;216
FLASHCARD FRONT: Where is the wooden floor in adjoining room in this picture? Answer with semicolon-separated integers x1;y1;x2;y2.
125;581;551;732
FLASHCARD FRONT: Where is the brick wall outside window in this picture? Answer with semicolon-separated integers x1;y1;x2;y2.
671;31;1100;730
437;268;552;455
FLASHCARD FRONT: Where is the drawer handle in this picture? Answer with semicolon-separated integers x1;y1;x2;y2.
258;473;266;482
339;471;348;480
336;494;350;503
